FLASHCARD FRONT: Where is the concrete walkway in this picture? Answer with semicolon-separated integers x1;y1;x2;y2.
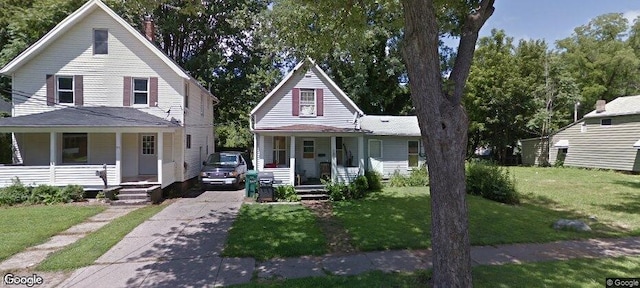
44;191;640;287
0;205;138;272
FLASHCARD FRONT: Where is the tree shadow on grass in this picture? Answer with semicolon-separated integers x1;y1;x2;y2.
597;191;640;215
612;180;640;190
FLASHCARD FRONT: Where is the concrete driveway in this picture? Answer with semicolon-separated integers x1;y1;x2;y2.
58;189;252;288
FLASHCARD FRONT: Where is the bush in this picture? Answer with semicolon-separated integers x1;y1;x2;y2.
323;175;371;201
466;161;519;204
323;179;348;201
274;185;300;202
351;175;369;198
29;185;62;205
364;170;383;191
61;185;85;202
0;178;31;205
388;167;429;187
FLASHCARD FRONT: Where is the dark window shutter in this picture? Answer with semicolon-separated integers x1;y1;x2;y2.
46;74;55;106
149;77;158;107
292;88;300;116
316;88;324;116
123;76;131;106
74;75;83;106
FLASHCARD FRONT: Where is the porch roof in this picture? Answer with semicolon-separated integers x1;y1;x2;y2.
0;107;180;129
253;124;364;133
359;115;421;136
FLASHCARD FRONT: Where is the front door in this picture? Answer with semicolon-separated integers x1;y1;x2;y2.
139;134;157;175
302;139;316;177
368;139;383;176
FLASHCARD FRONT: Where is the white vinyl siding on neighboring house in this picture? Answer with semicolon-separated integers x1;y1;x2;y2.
12;9;184;120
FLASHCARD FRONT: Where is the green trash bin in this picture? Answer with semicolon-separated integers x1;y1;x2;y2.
245;170;259;197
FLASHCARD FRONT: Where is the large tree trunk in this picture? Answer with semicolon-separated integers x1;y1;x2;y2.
401;1;494;287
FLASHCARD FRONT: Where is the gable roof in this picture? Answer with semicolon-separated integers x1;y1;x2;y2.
0;0;217;103
360;115;421;136
0;106;179;128
584;95;640;118
250;58;364;116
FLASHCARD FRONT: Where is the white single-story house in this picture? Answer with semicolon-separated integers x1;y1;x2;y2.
249;59;425;185
0;0;217;189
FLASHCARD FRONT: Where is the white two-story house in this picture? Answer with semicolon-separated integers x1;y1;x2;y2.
251;58;425;185
0;0;217;189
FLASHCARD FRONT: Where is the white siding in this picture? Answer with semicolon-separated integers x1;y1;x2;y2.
520;138;549;166
0;166;49;187
551;116;640;171
12;9;185;123
183;81;215;181
365;136;424;178
54;165;117;186
254;66;358;129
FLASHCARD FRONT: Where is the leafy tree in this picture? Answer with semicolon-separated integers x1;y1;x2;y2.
557;13;640;116
267;0;495;286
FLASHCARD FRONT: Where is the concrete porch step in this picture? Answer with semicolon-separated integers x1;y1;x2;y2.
299;193;330;201
110;199;151;206
117;193;149;201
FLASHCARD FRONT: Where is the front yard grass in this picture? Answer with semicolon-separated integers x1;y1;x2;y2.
334;186;624;251
37;203;167;271
0;205;105;262
510;166;640;233
223;204;326;260
232;256;640;287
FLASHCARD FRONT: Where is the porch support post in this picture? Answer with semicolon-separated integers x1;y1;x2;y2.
289;136;296;185
157;132;163;186
115;132;122;185
258;135;264;170
331;136;337;182
49;132;56;185
253;133;258;170
358;135;364;175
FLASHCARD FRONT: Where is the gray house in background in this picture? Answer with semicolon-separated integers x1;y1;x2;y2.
0;98;10;114
522;95;640;171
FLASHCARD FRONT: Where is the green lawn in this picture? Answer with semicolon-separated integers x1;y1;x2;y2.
0;205;105;262
510;166;640;233
37;204;166;271
232;256;640;287
333;186;624;251
223;204;326;260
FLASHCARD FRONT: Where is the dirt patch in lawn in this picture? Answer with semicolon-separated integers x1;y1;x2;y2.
302;200;357;255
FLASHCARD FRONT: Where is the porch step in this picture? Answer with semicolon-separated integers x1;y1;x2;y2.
299;193;330;201
110;185;161;205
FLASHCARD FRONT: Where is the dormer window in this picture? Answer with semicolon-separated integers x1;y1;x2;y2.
57;76;74;104
93;29;108;55
299;89;316;117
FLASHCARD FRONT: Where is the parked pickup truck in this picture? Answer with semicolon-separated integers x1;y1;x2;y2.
199;151;248;190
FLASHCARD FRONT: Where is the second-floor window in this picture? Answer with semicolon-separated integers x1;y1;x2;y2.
133;78;148;105
57;76;74;104
299;89;316;116
93;29;108;55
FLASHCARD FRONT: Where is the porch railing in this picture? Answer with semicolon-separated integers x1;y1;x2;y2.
261;168;291;185
336;166;360;183
0;165;116;187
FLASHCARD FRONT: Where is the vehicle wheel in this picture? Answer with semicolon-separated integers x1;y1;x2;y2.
233;179;241;190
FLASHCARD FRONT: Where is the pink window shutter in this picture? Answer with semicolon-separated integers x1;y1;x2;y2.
149;77;158;107
292;88;300;116
46;74;55;106
316;88;324;116
123;76;131;106
74;75;83;106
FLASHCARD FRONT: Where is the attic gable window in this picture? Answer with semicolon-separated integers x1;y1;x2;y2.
93;29;108;55
292;88;323;117
600;118;612;126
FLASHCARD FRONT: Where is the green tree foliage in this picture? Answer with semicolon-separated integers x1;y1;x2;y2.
557;13;640;116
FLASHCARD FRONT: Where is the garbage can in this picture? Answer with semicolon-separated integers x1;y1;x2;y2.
257;172;275;202
245;170;259;197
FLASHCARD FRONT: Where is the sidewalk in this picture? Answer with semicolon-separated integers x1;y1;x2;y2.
38;191;640;287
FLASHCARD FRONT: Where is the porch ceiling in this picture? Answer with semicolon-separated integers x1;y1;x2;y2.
0;107;180;132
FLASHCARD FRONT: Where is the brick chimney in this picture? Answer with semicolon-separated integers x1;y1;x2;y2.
143;15;155;42
595;99;606;113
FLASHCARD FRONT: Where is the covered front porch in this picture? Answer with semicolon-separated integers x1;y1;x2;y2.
254;132;365;185
0;129;178;188
0;106;182;189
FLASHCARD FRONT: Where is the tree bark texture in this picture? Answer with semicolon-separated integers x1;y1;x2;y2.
400;1;494;287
